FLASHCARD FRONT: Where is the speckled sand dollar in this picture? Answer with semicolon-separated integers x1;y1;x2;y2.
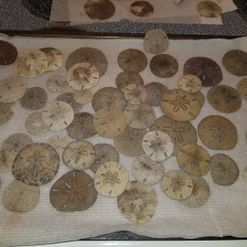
91;143;119;173
47;75;68;93
25;111;49;136
124;103;156;129
0;40;17;65
93;107;127;138
50;170;97;212
3;180;40;212
177;144;211;177
237;78;247;99
0;76;26;103
197;1;222;18
0;102;13;126
198;115;238;150
118;49;147;73
0;149;17;173
211;154;239;186
20;87;48;111
73;89;93;104
132;154;165;185
160;89;201;122
144;82;168;106
67;112;96;139
113;126;146;156
177;74;202;93
207;85;241;113
42;100;74;131
150;54;178;78
144;29;169;54
12;143;60;186
130;1;154;17
14;49;48;77
67;62;99;91
150;115;197;155
94;161;128;197
116;71;144;90
123;84;147;105
92;87;126;112
182;177;210;208
117;181;157;224
48;135;73;154
142;131;174;162
62;140;95;170
161;170;193;200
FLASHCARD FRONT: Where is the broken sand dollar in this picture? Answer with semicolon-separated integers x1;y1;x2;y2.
62;140;95;170
12;143;60;186
150;115;197;155
47;75;68;93
20;87;48;111
67;112;96;139
67;62;99;91
92;87;126;112
0;149;17;173
142;131;174;162
116;71;144;90
123;84;147;105
198;115;238;150
197;1;222;18
182;177;210;208
48;135;73;154
124;103;156;129
183;57;223;87
50;170;97;212
177;74;202;93
73;89;93;104
117;181;157;224
211;154;239;186
132;154;165;185
207;85;241;113
150;54;178;78
93;107;127;138
177;144;211;177
160;89;201;122
144;29;169;54
65;47;107;77
161;170;193;200
144;82;168;107
14;49;48;77
84;0;115;20
94;161;128;197
118;49;147;73
237;78;247;99
0;40;17;65
90;143;119;173
0;102;13;126
3;180;40;212
113;126;146;157
130;1;154;17
42;100;74;131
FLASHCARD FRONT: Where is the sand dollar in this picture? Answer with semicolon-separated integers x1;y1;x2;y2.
0;40;17;65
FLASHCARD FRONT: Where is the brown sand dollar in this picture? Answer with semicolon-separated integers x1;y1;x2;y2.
73;89;93;104
197;1;222;18
237;78;247;99
130;1;154;17
116;71;144;90
47;75;68;93
177;74;202;93
0;40;17;65
194;91;205;107
50;170;97;212
0;149;17;173
0;102;13;126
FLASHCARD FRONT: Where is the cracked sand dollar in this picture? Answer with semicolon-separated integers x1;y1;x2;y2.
182;177;210;208
3;180;40;212
124;103;156;129
116;71;144;90
150;54;178;78
177;144;211;177
130;1;154;17
211;154;239;186
197;1;222;18
92;87;126;112
48;135;73;154
161;170;193;200
144;29;169;54
177;74;202;93
207;85;241;113
20;87;48;111
90;143;119;173
132;154;165;185
237;78;247;99
50;170;97;212
0;102;13;126
67;62;99;91
160;89;201;121
14;49;48;77
73;89;93;104
118;49;147;73
12;143;60;186
93;107;127;138
67;112;96;139
142;131;174;162
198;115;238;150
62;140;95;170
117;181;157;224
47;75;68;93
0;149;17;173
0;40;17;65
42;100;74;131
94;161;128;197
123;84;147;105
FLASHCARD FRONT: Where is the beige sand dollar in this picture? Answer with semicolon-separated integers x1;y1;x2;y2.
94;161;128;197
177;74;202;93
117;181;157;224
48;135;73;154
123;84;147;105
0;102;13;126
0;40;17;65
0;149;17;173
73;89;93;104
130;1;154;17
197;1;222;18
116;71;144;90
47;75;68;93
237;78;247;99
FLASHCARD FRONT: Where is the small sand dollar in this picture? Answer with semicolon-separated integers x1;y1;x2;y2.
73;89;93;104
130;1;154;17
0;40;17;65
123;84;148;105
177;74;202;93
47;75;68;93
197;1;222;18
116;71;144;90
